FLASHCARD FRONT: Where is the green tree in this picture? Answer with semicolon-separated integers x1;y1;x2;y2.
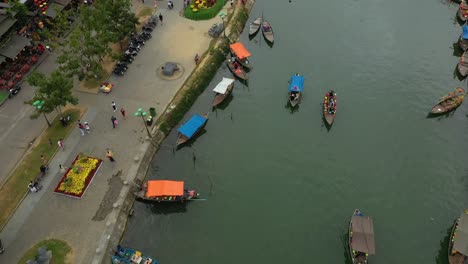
26;71;78;126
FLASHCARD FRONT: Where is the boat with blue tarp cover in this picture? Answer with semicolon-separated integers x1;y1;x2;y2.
177;113;208;146
111;245;159;264
459;25;468;51
288;74;304;107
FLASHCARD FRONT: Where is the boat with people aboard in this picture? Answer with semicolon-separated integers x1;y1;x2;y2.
448;210;468;264
112;245;159;264
459;24;468;51
134;180;199;203
323;90;337;126
249;17;262;36
348;209;376;264
458;51;468;77
226;55;248;81
212;77;235;107
176;113;208;146
430;87;465;115
230;42;252;70
459;1;468;22
262;20;274;43
288;74;304;107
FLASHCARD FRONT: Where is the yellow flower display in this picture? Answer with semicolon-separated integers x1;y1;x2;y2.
56;156;101;196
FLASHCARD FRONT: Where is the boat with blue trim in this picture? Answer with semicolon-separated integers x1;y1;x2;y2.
288;74;304;107
111;245;159;264
176;113;208;146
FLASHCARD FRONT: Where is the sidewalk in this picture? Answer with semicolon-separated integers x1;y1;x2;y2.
0;1;222;263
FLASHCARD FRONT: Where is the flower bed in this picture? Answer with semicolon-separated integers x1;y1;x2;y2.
54;155;102;199
184;0;227;20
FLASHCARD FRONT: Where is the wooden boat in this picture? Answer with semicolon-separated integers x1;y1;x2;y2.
348;209;376;264
262;20;274;43
459;25;468;51
176;113;208;146
249;17;262;36
448;210;468;264
230;42;252;70
134;180;199;203
288;74;304;107
458;51;468;77
430;87;465;114
226;56;248;81
458;1;468;22
112;245;159;264
212;77;235;107
323;90;337;126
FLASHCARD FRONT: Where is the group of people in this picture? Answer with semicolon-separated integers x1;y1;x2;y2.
167;0;174;9
327;90;336;114
231;55;241;70
290;91;299;101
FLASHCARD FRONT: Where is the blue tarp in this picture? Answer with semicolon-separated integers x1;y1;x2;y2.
463;25;468;40
288;75;305;92
178;114;207;138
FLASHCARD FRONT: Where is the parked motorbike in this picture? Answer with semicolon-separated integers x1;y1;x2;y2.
121;55;134;63
116;62;128;68
125;49;138;57
113;68;126;76
28;180;42;193
142;26;153;32
8;85;21;98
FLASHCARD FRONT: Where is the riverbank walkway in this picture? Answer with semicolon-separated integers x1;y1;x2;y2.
0;1;236;262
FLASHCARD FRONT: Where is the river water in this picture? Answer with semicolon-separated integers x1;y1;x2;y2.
121;0;468;263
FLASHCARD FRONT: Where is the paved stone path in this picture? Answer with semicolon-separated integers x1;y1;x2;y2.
0;0;227;262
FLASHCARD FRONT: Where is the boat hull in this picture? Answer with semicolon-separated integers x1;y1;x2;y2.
430;87;465;114
323;92;337;126
249;17;262;36
134;189;199;203
176;113;209;146
262;21;274;43
448;218;468;264
349;209;370;264
226;56;248;81
459;37;468;51
212;84;234;107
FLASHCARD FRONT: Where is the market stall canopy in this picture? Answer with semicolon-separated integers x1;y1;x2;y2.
350;215;376;255
0;35;31;59
177;114;207;138
288;75;305;92
213;77;234;94
230;42;251;59
45;2;66;18
0;17;16;38
146;180;184;197
453;212;468;256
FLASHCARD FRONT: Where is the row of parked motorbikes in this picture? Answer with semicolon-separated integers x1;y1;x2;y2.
113;15;158;76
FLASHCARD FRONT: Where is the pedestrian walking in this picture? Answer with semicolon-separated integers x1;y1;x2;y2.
57;139;65;151
40;155;47;164
78;120;85;136
159;13;163;25
46;45;52;52
59;164;67;173
0;238;4;254
112;101;117;112
84;122;91;133
48;138;53;146
111;116;118;128
120;107;126;120
106;148;115;162
230;0;233;6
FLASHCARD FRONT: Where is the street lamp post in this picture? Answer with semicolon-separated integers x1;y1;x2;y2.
134;108;152;138
33;100;51;127
219;11;227;38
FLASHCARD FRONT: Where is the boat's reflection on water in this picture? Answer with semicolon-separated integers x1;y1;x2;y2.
435;226;452;264
140;201;188;215
341;231;352;264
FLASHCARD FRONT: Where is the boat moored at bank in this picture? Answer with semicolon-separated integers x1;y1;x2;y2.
249;17;262;36
176;113;209;146
448;210;468;264
230;42;252;70
459;25;468;51
134;180;199;203
348;209;376;264
112;245;159;264
212;77;235;107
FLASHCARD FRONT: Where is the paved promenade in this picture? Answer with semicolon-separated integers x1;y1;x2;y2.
0;1;223;262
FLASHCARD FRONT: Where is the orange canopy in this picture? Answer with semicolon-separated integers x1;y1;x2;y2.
146;180;184;197
230;42;251;59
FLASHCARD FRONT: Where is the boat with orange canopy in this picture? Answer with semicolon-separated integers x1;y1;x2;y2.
229;42;252;70
134;180;199;203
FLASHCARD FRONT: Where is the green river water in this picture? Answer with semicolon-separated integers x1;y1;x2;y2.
121;0;468;263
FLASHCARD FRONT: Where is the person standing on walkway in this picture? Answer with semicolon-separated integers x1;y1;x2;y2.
84;122;91;133
159;13;163;25
111;116;118;128
57;139;65;151
120;107;126;120
106;148;115;162
59;164;67;173
78;120;85;136
112;101;117;112
40;155;47;164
